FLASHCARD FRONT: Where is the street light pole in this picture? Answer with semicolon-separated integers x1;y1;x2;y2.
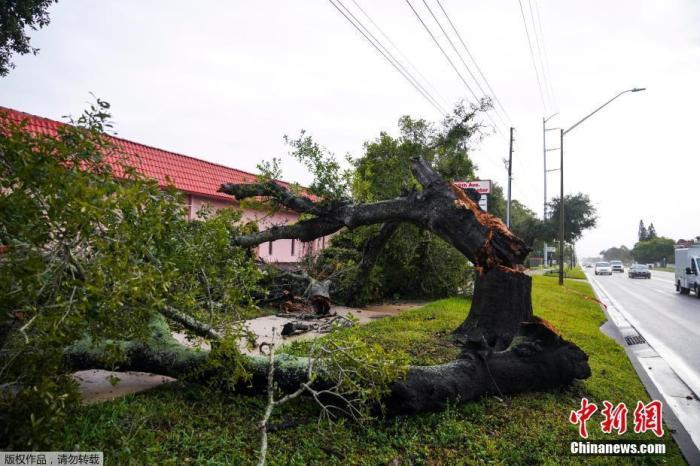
559;128;565;284
506;127;514;228
543;112;558;268
557;87;645;285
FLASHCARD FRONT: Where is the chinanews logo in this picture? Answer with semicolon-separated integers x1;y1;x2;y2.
567;398;667;456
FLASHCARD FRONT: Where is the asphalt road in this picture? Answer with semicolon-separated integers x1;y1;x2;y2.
586;268;700;394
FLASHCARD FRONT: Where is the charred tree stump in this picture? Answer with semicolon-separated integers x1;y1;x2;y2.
453;267;533;351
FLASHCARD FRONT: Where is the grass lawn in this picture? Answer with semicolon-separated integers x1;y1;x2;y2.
55;276;684;464
542;265;587;280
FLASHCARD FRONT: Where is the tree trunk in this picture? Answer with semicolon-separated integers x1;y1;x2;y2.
453;267;533;351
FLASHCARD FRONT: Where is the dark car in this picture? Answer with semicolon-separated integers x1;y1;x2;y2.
628;264;651;279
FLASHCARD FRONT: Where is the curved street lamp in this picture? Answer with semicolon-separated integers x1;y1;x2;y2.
558;87;646;285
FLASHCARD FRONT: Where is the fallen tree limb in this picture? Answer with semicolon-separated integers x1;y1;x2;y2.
220;157;528;270
64;316;588;415
158;306;223;340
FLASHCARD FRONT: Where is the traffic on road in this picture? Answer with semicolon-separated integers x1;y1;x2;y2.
587;269;700;394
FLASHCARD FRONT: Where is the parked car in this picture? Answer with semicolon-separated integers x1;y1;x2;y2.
595;262;612;276
628;264;651;279
610;260;624;273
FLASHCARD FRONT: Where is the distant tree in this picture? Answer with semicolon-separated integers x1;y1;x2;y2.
638;220;648;242
481;184;544;247
0;0;57;76
544;194;598;243
506;200;546;247
632;237;675;264
647;223;657;240
600;245;633;263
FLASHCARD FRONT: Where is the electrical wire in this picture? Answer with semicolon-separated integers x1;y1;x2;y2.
420;0;511;130
532;0;558;110
404;0;507;139
517;0;548;112
435;0;514;125
327;0;448;116
348;0;452;112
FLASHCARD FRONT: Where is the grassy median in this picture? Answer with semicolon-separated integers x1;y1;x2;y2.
542;265;587;280
56;276;684;464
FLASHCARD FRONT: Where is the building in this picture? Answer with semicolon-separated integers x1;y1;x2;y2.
1;106;326;263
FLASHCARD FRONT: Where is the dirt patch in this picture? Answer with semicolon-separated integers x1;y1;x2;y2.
242;302;423;353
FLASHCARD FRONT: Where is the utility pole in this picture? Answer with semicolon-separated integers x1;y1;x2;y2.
558;128;565;285
543;113;559;268
543;118;547;268
506;127;514;228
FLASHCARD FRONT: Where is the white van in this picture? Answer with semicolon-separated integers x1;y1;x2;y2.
675;244;700;297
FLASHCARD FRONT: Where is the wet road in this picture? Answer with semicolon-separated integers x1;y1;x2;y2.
587;268;700;394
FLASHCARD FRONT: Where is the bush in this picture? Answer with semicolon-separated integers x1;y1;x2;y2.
0;101;260;447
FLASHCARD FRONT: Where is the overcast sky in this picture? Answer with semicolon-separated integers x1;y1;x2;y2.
2;0;699;257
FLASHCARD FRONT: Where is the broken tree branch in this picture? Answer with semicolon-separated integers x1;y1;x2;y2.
158;306;222;340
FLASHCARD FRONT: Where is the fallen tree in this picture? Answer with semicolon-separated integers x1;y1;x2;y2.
66;156;591;414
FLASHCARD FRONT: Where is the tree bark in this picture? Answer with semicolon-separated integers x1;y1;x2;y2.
453;267;533;351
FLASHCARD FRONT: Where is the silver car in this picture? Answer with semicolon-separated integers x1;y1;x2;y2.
595;261;612;276
610;260;624;273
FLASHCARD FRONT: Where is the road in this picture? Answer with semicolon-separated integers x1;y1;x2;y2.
586;268;700;395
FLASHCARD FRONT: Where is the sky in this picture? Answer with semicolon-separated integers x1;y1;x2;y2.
1;0;699;257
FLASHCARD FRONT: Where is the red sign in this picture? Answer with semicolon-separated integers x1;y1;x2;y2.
569;398;664;438
453;180;491;194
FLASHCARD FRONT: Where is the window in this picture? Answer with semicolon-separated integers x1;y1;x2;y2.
268;241;273;255
291;239;295;255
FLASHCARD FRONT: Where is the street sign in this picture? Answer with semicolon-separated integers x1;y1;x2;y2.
454;180;490;212
453;180;492;194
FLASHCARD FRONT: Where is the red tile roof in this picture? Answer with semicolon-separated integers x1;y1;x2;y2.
0;106;295;202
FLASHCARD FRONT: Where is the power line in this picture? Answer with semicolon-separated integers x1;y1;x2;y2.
420;0;510;130
517;0;547;112
433;0;514;126
327;0;447;115
532;0;558;110
526;0;550;110
349;0;451;111
404;0;507;139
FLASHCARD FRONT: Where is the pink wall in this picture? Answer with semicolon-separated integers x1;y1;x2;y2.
187;194;326;263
